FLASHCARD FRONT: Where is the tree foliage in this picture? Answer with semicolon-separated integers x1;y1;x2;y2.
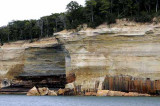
0;0;160;44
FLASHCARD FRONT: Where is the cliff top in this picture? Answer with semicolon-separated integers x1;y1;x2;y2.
1;19;160;50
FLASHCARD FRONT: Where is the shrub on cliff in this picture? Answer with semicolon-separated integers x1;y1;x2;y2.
134;12;153;23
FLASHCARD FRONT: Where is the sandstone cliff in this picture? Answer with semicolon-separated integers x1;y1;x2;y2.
0;37;58;79
55;20;160;95
1;20;160;95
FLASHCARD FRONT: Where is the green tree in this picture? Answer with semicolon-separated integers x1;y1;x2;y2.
86;0;97;23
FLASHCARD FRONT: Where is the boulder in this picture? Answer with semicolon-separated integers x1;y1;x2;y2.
48;90;57;96
38;87;49;96
124;92;151;97
124;93;130;96
96;90;109;96
27;87;59;96
125;92;139;97
113;91;125;96
57;88;66;95
66;89;75;96
96;90;150;97
27;86;40;96
108;91;115;96
65;83;75;90
57;88;74;96
139;93;151;97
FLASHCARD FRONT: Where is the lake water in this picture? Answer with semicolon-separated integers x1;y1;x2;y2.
0;95;160;106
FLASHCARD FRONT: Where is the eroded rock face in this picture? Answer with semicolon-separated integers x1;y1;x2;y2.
62;35;160;93
102;75;160;95
0;37;58;79
0;47;25;79
55;21;160;95
1;79;11;88
20;46;65;76
1;20;160;96
0;38;66;92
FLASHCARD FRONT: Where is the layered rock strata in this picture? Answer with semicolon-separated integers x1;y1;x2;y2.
1;20;160;95
54;20;160;95
0;38;66;93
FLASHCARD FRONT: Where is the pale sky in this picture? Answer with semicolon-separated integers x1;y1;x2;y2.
0;0;85;27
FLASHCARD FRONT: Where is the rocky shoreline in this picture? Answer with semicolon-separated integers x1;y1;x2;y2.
26;86;151;97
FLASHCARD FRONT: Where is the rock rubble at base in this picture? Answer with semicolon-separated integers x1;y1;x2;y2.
48;90;57;96
27;86;151;96
96;90;151;97
27;86;57;96
27;86;40;96
85;92;97;96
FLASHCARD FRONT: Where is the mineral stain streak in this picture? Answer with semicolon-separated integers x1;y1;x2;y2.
102;75;160;95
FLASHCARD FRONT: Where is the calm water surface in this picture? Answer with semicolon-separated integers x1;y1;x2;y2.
0;95;160;106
